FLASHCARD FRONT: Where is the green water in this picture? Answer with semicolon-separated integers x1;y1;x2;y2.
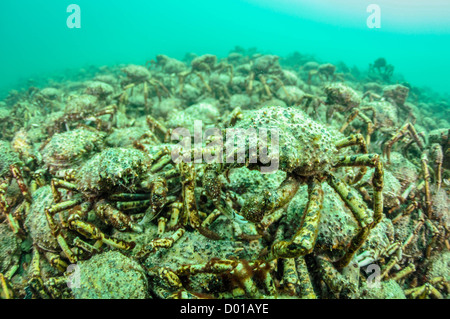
1;0;449;98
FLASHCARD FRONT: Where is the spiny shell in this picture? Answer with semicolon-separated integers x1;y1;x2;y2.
41;127;105;174
76;147;151;195
232;105;341;175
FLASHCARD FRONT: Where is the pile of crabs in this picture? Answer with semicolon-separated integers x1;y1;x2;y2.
0;48;448;299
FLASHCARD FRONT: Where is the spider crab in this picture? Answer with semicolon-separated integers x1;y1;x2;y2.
202;105;385;269
42;147;178;264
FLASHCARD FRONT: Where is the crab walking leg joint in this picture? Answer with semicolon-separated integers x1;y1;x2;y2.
265;179;324;260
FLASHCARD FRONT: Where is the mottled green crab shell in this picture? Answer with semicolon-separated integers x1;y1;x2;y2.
232;105;342;176
76;147;151;195
41;128;105;173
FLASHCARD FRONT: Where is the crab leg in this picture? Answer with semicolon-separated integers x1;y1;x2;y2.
221;83;231;99
0;273;14;299
109;193;148;201
10;164;31;202
0;183;8;213
179;162;221;239
425;220;440;257
201;209;221;228
327;174;374;269
328;174;373;228
178;71;189;95
92;105;117;130
142;81;149;109
44;275;72;299
167;201;183;229
246;72;254;94
118;90;128;111
402;220;424;251
384;123;424;164
4;199;26;234
334;161;383;268
405;283;442;299
333;154;379;168
94;200;142;232
372;161;384;226
265;178;323;260
335;133;368;153
140;176;168;226
359;112;375;147
45;197;83;215
227;64;234;85
194;72;212;92
45;198;84;263
254;261;277;297
146;114;169;140
50;179;78;203
157;217;167;236
152;79;171;97
273;76;291;100
383;130;407;163
421;153;433;218
214;288;246;299
400;183;416;203
241;176;300;223
115;199;151;211
67;201;91;224
431;144;443;191
175;258;239;276
147;267;204;299
148;267;184;290
390;263;415;281
137;228;185;258
28;249;50;299
149;155;172;174
392;201;418;224
316;256;347;296
175;259;264;298
201;166;235;222
339;109;359;133
69;219;135;250
282;258;299;296
334;134;369;183
295;257;317;299
230;261;261;297
258;74;272;98
151;82;162;102
45;213;79;264
44;252;69;273
73;237;101;254
380;256;398;279
339;110;374;147
258;208;285;233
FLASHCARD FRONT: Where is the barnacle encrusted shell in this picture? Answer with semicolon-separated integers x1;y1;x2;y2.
41;128;105;173
76;147;151;194
232;105;341;175
71;251;148;299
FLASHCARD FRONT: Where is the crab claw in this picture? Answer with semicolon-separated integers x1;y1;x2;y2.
240;190;272;223
139;177;168;226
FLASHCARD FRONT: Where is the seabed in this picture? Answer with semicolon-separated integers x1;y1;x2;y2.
0;49;449;299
